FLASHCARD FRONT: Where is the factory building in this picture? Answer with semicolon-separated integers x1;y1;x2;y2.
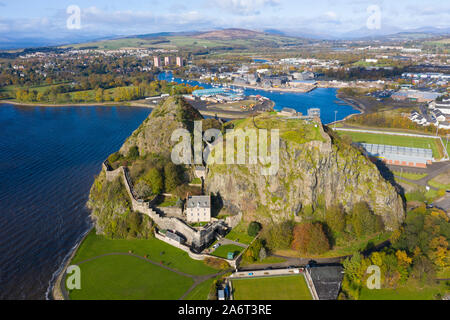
358;143;434;168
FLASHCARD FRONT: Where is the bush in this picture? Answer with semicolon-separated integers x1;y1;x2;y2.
127;146;140;159
141;168;164;195
262;221;294;250
247;221;262;237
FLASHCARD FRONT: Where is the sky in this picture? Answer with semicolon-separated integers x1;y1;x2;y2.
0;0;449;41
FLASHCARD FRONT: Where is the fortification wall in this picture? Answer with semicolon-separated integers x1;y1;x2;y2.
102;161;223;248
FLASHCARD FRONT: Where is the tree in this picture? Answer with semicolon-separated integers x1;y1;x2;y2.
95;88;104;102
164;162;181;192
263;221;294;250
325;204;346;234
259;247;267;262
291;222;330;255
247;221;262;237
142;168;163;195
127;146;140;159
350;202;382;237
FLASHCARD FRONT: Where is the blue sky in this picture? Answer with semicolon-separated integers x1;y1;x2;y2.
0;0;449;39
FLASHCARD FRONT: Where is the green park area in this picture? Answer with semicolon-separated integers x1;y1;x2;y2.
67;230;221;300
224;222;254;245
211;244;244;259
337;130;444;159
232;275;312;300
359;282;448;300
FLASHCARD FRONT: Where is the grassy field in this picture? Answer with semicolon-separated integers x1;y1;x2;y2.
224;222;254;245
69;254;194;300
428;170;450;190
212;244;244;259
71;231;217;276
337;130;443;159
232;275;312;300
67;230;224;300
359;283;447;300
184;278;216;300
393;171;428;180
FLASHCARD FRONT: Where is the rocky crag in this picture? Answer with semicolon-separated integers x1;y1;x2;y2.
206;114;405;230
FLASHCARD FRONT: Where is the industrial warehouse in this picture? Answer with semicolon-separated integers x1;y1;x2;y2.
358;143;434;168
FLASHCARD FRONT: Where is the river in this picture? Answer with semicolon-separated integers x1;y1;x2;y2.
0;104;150;299
158;72;360;124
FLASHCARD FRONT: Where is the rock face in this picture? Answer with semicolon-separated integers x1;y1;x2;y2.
119;96;203;158
206;115;405;230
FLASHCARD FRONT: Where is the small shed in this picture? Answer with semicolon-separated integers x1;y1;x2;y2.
227;252;235;260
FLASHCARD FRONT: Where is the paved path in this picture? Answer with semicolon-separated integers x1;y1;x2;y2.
218;238;248;248
335;127;442;139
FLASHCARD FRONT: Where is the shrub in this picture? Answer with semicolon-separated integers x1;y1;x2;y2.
127;146;140;159
247;221;262;237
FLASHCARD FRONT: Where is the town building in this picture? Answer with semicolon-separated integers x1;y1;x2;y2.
279;107;300;117
392;89;443;103
164;56;174;66
186;195;211;223
153;56;162;68
176;56;184;67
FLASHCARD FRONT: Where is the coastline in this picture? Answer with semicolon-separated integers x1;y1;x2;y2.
50;226;93;300
326;92;366;126
0;99;258;120
230;82;316;93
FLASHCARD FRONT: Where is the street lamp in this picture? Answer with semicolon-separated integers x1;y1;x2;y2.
334;110;338;129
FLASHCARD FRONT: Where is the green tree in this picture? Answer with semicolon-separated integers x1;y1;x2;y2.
325;204;346;234
247;221;262;237
142;168;163;195
164;162;181;192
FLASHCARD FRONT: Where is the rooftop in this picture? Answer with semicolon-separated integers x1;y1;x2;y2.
187;195;211;209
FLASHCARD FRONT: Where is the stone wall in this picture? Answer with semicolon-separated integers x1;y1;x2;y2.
103;160;224;250
155;232;236;268
225;212;243;229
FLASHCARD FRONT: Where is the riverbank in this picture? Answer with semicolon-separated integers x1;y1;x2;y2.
50;227;93;300
326;92;366;126
0;99;260;120
0;99;154;108
231;82;316;93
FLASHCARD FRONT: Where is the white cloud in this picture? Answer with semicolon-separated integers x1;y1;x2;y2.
212;0;280;15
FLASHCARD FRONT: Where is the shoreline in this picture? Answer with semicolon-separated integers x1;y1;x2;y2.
0;99;259;120
326;92;366;126
50;226;93;300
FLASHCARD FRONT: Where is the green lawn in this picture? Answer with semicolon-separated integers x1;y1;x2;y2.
224;222;254;245
69;254;193;300
359;283;446;300
71;230;217;276
212;244;243;259
393;171;428;181
184;278;216;300
337;130;443;159
232;275;312;300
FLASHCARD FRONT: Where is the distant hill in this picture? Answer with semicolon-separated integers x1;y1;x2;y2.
61;28;306;51
194;28;264;40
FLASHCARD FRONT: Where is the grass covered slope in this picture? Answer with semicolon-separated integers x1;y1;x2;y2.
70;254;194;300
232;275;312;300
67;230;223;300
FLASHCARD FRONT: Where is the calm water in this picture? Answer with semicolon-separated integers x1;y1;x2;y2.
158;72;360;124
0;104;150;299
